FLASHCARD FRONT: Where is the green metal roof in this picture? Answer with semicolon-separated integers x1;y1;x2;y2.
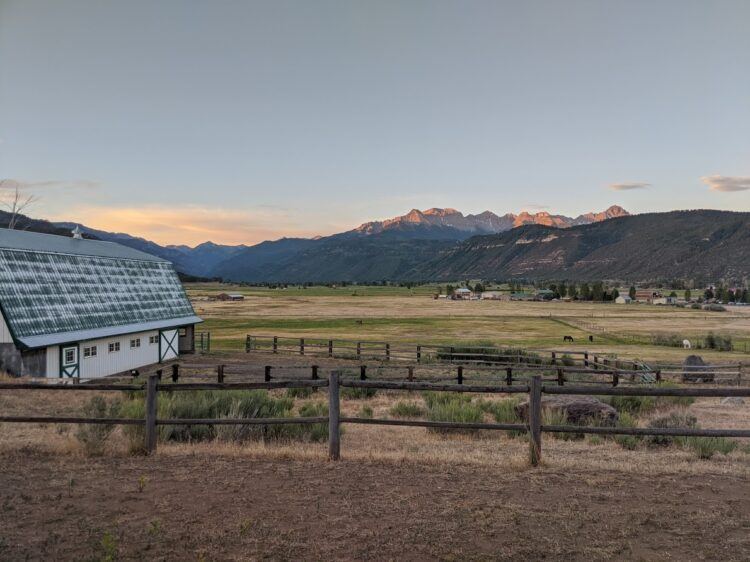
0;229;200;348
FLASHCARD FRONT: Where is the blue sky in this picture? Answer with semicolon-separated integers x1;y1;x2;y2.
1;0;749;245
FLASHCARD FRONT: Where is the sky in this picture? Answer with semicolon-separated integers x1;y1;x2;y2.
1;0;749;246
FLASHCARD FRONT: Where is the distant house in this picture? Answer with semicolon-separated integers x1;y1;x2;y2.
452;287;474;300
652;296;678;305
216;292;245;301
615;295;632;304
481;291;510;301
634;290;661;304
0;229;201;378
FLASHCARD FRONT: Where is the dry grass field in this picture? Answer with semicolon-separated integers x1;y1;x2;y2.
188;283;750;363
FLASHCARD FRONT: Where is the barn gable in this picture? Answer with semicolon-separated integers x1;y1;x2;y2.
0;229;201;349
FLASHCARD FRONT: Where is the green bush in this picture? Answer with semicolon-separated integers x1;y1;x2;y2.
613;411;641;450
425;394;484;434
75;396;121;456
607;395;657;415
295;402;329;442
390;401;426;418
684;436;737;459
119;389;326;451
341;386;378;400
422;391;471;409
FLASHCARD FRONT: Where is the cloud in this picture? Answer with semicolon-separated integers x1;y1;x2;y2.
608;182;651;191
48;204;329;246
701;175;750;192
0;178;101;191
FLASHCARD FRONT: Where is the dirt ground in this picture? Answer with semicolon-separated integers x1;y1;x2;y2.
1;449;749;562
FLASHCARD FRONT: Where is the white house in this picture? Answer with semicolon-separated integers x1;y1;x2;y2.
0;229;202;378
615;295;632;304
452;288;474;300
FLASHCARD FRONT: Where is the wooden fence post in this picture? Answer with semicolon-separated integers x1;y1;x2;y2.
171;363;179;383
506;367;513;386
407;366;414;381
457;366;463;385
217;364;225;383
551;351;557;365
557;368;564;386
357;342;361;361
300;338;305;356
416;345;421;363
656;369;662;383
145;373;159;454
328;371;341;460
529;375;542;467
245;335;250;353
311;365;319;380
206;332;211;353
584;352;589;368
612;372;619;387
264;366;272;382
360;365;367;380
450;346;455;363
328;339;333;358
385;343;390;361
273;336;278;354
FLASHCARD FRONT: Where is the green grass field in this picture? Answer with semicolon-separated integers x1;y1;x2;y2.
187;283;750;362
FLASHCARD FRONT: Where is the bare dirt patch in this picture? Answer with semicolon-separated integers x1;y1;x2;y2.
1;450;749;561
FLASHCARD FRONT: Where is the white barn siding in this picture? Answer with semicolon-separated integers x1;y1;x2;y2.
45;330;161;379
0;313;13;343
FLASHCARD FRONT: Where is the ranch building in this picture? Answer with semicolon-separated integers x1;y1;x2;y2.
0;229;202;378
216;292;245;301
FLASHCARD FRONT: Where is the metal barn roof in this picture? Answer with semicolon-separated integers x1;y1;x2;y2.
0;229;201;349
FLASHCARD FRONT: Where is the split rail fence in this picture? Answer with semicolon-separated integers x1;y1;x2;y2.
244;334;647;371
2;372;749;465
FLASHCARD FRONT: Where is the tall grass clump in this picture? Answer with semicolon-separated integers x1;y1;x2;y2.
684;437;737;459
613;411;641;450
645;412;697;446
75;396;122;456
424;393;483;434
390;401;426;418
477;398;525;438
341;386;378;400
285;386;314;399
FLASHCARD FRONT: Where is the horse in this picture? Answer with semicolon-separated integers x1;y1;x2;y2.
563;335;574;343
588;335;594;343
683;339;692;349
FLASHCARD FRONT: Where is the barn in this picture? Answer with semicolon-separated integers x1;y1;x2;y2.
0;229;202;378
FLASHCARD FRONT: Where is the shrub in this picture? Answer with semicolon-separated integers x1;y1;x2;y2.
359;405;374;419
613;411;641;450
608;395;657;415
120;389;325;450
703;304;726;312
341;386;378;400
560;354;575;367
422;391;471;409
646;412;697;446
684;436;737;459
425;395;484;434
295;402;329;442
75;396;121;456
477;398;525;438
390;401;426;418
542;408;584;441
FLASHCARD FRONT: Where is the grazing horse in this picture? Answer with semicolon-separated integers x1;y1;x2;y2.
563;335;574;343
589;335;594;343
683;339;692;349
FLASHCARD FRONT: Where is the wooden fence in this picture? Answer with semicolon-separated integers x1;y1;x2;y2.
243;334;646;371
2;372;749;465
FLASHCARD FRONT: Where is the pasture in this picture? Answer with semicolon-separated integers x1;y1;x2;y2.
188;283;750;362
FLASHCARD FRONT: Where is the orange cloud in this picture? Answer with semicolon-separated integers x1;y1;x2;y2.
49;205;327;246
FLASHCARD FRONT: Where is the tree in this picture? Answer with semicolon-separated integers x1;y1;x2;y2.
591;281;604;301
580;283;591;301
0;180;38;229
568;283;578;300
685;288;691;302
474;282;485;293
612;288;620;300
446;284;455;296
628;286;636;300
558;281;567;299
704;287;714;300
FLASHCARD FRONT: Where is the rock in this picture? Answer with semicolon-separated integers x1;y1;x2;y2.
721;397;745;406
682;355;715;383
515;395;618;425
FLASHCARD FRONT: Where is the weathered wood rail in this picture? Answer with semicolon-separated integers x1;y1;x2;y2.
2;373;749;465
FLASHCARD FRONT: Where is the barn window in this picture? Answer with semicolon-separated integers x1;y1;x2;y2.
83;346;97;358
179;328;187;336
63;348;77;365
108;342;120;353
149;335;158;345
130;338;141;349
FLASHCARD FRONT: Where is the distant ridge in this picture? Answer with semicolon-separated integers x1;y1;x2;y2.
353;205;629;235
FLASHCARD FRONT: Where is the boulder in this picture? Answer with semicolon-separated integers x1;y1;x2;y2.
720;397;745;406
515;395;618;426
682;355;715;383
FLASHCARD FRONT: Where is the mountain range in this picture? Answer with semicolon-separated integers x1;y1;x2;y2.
1;206;748;283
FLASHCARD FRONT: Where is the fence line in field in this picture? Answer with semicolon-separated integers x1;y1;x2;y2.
2;371;749;465
243;334;648;371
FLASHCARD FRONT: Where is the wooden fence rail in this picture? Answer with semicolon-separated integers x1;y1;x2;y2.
2;373;749;465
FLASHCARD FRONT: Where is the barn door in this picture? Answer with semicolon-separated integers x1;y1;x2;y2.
60;345;79;378
159;329;178;362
